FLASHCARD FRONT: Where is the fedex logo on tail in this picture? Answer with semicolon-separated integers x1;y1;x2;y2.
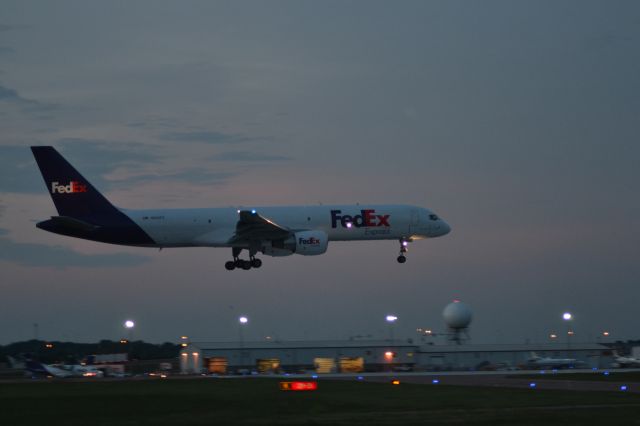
331;209;390;228
51;181;88;194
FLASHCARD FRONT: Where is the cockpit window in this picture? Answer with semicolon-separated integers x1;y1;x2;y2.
429;214;439;221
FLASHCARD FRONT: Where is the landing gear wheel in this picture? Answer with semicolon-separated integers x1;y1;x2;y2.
251;258;262;268
225;261;236;270
397;237;410;263
241;260;252;270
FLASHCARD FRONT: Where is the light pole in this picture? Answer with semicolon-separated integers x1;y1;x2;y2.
239;316;248;346
125;320;135;341
180;336;189;348
124;320;135;373
386;315;398;342
239;316;248;372
562;312;572;356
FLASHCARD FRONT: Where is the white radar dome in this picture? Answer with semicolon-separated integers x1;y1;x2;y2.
443;301;472;329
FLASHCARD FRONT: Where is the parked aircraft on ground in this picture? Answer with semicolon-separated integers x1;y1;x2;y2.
16;355;104;378
525;352;586;370
31;146;450;270
6;355;25;370
612;351;640;368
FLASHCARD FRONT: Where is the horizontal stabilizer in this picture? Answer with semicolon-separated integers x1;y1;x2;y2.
48;216;100;232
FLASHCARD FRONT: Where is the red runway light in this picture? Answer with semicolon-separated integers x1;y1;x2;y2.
280;381;318;391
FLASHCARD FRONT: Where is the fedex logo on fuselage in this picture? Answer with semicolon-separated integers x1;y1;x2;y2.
330;209;390;228
51;181;88;194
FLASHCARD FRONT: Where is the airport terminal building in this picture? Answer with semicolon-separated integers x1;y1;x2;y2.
180;340;613;374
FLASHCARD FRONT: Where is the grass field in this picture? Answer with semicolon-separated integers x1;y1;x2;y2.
1;377;640;425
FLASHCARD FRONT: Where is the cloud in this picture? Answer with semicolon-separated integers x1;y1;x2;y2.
54;139;240;187
55;138;158;169
0;145;44;193
0;85;20;100
0;24;29;33
0;141;159;194
0;83;57;113
584;30;633;50
159;131;255;144
123;169;235;186
210;151;291;162
0;140;247;196
125;116;182;130
0;231;150;268
0;47;14;55
59;138;166;183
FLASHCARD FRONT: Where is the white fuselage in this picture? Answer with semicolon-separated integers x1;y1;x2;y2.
43;364;104;378
125;204;450;248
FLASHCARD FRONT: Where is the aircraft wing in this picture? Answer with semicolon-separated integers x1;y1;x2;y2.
229;210;292;243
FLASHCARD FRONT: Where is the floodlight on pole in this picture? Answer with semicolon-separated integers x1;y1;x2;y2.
123;320;135;343
238;316;249;367
123;320;135;370
385;315;398;342
562;312;572;354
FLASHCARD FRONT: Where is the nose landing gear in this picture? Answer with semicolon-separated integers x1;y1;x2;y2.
397;238;410;263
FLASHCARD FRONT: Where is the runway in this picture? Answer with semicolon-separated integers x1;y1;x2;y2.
280;369;640;393
2;369;639;394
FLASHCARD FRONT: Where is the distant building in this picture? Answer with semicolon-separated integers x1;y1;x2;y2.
179;340;613;374
417;342;611;370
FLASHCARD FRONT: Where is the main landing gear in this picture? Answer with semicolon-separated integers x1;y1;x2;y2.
397;238;410;264
225;247;262;271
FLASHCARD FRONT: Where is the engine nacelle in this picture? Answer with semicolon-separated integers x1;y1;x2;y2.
261;230;328;257
292;230;328;256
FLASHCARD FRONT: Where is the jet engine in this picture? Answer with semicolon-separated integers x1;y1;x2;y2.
261;230;329;257
291;230;328;255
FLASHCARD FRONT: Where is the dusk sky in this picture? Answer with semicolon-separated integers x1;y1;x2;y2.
1;1;639;345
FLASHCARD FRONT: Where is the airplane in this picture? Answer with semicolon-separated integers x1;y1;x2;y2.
24;359;104;378
524;352;586;370
11;353;112;378
6;355;26;370
30;146;451;270
612;351;640;368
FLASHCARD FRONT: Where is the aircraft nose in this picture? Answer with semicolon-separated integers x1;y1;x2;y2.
439;220;451;236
